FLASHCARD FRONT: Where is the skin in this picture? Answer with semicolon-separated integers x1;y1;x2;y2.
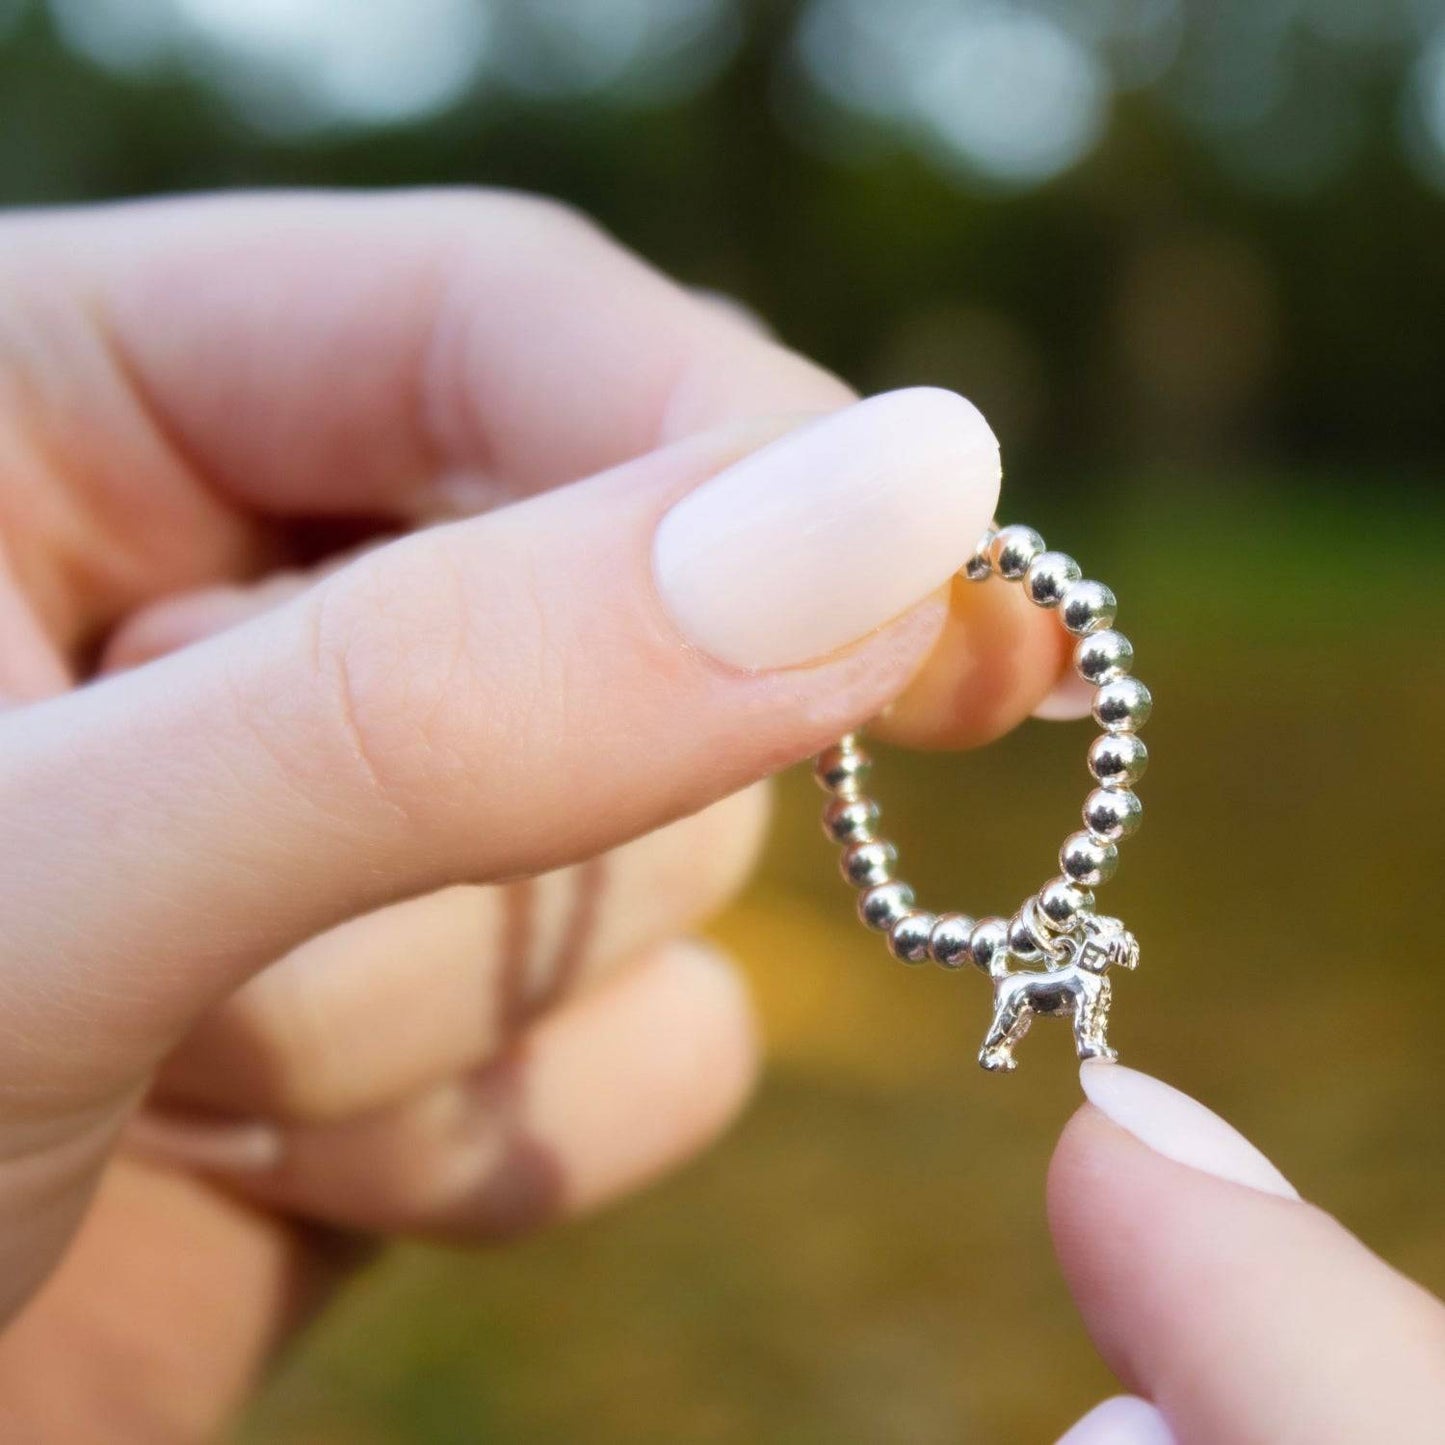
0;190;1435;1442
1050;1111;1445;1442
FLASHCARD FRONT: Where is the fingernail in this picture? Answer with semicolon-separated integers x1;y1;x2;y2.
125;1109;284;1175
1080;1061;1298;1200
653;387;1000;670
1033;670;1096;721
1056;1395;1176;1445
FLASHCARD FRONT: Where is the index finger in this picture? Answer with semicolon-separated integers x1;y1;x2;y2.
10;188;851;521
10;188;1075;743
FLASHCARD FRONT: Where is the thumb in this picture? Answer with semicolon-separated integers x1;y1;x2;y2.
0;387;1015;1100
1049;1063;1445;1443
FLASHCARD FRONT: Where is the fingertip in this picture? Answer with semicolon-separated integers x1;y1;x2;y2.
1055;1395;1176;1445
1046;1102;1120;1251
888;385;1002;488
645;936;762;1118
503;935;760;1228
1049;1099;1103;1187
1032;669;1096;721
1078;1061;1299;1201
100;588;250;672
657;933;751;1009
653;388;1001;672
872;569;1073;749
671;784;774;923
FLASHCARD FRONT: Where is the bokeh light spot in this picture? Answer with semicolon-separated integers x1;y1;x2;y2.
794;0;1111;190
45;0;739;135
49;0;491;133
496;0;740;105
907;10;1110;185
1404;28;1445;190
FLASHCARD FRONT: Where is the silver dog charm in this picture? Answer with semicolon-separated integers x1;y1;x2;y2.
977;914;1140;1073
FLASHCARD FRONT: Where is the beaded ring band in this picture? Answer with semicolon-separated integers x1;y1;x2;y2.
814;523;1151;1074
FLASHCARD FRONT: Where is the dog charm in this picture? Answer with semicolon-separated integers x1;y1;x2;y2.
977;913;1140;1073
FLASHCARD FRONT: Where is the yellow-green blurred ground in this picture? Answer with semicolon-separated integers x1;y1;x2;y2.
240;489;1445;1444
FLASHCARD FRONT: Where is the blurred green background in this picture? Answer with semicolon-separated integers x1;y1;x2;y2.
3;1;1443;1440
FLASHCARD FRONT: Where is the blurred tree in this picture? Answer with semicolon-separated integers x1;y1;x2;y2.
0;0;1442;490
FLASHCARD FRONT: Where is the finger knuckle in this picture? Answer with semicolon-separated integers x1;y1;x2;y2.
418;185;607;257
304;544;480;831
301;534;569;846
183;968;358;1122
474;188;603;247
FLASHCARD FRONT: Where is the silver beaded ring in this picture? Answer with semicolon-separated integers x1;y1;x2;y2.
814;523;1150;1074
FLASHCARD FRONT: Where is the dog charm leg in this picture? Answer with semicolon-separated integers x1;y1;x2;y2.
1073;1009;1117;1063
979;999;1032;1073
1072;976;1116;1063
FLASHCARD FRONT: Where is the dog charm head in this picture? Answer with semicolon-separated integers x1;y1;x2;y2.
1072;913;1140;974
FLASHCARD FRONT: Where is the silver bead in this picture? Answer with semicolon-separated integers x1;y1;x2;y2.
929;912;976;969
841;839;896;887
1084;788;1143;841
889;910;937;964
1088;733;1149;789
814;741;871;795
1008;911;1047;962
1024;551;1082;608
1059;579;1118;636
822;795;880;844
1093;677;1152;733
990;524;1046;580
858;881;916;932
1060;831;1119;887
1075;629;1134;686
969;917;1011;971
1037;876;1095;932
964;525;997;581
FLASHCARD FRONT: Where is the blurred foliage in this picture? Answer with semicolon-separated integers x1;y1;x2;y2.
3;0;1445;492
2;1;1442;1440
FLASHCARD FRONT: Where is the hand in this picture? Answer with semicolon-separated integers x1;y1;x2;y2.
1051;1064;1445;1443
0;190;1074;1439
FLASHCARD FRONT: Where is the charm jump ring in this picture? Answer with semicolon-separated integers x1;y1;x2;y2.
814;523;1151;1075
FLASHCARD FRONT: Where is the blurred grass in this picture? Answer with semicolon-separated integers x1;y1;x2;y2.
239;484;1445;1444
